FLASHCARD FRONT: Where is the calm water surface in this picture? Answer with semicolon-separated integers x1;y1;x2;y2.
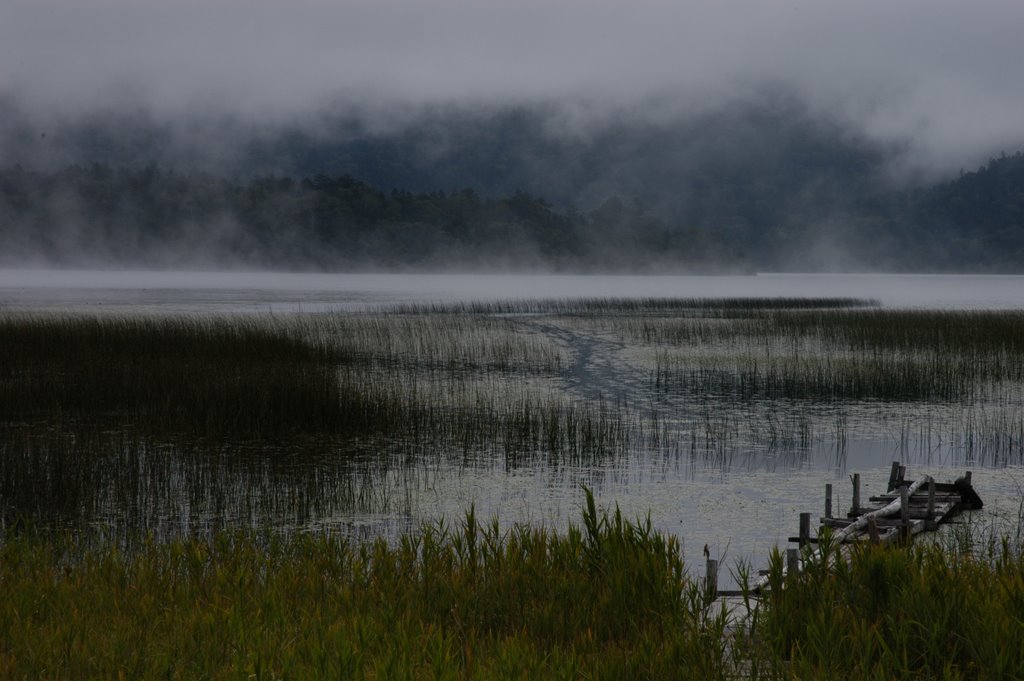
3;268;1022;580
4;269;1024;311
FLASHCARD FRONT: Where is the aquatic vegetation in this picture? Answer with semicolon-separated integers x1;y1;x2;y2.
756;528;1024;679
2;297;1023;678
3;300;1024;538
387;295;881;316
0;312;627;532
1;495;1021;680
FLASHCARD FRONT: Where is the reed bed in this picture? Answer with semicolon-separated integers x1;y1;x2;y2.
641;310;1024;402
653;351;1000;402
3;299;1024;677
0;313;370;437
5;301;1024;537
388;296;879;316
305;311;567;374
1;495;1021;680
0;312;629;532
583;308;1024;354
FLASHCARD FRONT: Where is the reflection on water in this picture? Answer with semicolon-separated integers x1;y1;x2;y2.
3;268;1024;584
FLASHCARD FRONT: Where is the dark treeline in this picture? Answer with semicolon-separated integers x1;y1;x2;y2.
4;90;1024;273
0;164;726;272
1;152;1023;272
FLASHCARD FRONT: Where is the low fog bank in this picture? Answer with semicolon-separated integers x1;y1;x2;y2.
5;0;1024;272
2;91;1023;274
6;0;1024;177
2;150;1024;273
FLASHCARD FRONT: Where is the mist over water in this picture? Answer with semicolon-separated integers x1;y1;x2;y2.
4;269;1024;311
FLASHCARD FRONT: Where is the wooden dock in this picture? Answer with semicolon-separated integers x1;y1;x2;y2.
709;462;984;599
817;462;983;546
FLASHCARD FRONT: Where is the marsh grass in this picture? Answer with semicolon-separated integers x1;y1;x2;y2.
1;493;1021;680
755;528;1024;679
388;296;880;316
646;310;1024;402
0;493;733;680
4;300;1024;537
0;312;630;531
0;313;373;437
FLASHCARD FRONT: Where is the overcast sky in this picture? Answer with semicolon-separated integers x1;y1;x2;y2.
3;0;1024;169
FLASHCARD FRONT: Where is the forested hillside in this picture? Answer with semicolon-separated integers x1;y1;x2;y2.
0;165;725;271
2;93;1023;272
1;154;1023;272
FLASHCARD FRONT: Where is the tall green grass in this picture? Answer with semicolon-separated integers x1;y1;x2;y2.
755;529;1024;679
1;495;1021;679
0;494;733;680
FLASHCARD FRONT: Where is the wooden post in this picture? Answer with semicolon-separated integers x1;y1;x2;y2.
898;465;906;485
706;558;718;600
965;471;972;485
852;473;861;515
926;479;937;530
899;486;910;542
799;512;811;547
825;484;833;519
867;516;880;543
786;548;799;577
888;462;901;491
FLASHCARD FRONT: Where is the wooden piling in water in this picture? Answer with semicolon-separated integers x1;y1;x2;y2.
926;480;937;530
825;484;833;519
887;462;901;491
852;473;861;515
867;516;880;543
799;513;811;547
705;559;718;599
899;486;911;542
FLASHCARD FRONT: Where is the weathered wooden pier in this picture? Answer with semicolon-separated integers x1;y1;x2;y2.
815;462;983;546
707;462;984;599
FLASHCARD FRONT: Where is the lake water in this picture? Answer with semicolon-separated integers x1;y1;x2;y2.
3;268;1023;581
4;269;1024;312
